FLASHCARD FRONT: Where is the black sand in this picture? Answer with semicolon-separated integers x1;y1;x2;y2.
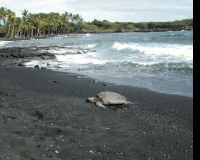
0;57;193;159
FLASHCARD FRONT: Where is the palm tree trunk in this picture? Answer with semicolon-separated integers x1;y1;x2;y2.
31;28;34;37
7;24;11;37
37;27;40;36
11;19;15;38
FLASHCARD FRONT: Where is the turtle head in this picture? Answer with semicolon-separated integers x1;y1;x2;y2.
86;97;99;103
124;101;134;105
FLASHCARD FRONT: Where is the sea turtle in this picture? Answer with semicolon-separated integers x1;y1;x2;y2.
87;91;132;108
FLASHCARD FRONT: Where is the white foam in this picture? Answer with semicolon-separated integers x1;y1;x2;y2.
0;41;12;47
86;33;91;37
112;42;193;61
48;48;76;54
48;47;92;56
83;33;91;37
56;34;76;38
56;54;106;65
87;44;97;48
55;53;163;68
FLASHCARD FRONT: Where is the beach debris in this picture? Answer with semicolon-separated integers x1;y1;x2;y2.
89;150;95;154
89;79;97;83
49;80;58;83
86;91;132;108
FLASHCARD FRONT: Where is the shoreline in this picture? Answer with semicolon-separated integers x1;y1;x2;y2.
0;28;193;42
0;45;193;98
45;68;193;98
0;37;193;98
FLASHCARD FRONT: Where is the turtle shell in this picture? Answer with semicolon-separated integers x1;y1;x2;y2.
97;91;127;105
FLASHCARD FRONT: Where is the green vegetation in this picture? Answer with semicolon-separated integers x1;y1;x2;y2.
0;7;193;38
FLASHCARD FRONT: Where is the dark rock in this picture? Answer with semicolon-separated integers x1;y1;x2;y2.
41;67;46;70
18;62;25;67
32;110;43;120
34;65;40;69
77;51;82;54
55;128;63;134
36;144;41;148
0;47;55;60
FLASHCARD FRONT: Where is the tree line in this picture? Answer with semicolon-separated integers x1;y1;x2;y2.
0;7;193;38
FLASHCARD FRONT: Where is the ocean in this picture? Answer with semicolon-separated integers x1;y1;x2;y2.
0;31;193;97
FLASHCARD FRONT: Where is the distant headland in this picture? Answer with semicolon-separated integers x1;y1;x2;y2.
0;7;193;39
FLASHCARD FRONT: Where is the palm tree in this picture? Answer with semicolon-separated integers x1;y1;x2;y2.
7;11;16;38
14;17;21;37
0;7;5;25
0;7;6;35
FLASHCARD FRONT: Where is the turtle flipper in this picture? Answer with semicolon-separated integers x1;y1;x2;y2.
96;101;106;108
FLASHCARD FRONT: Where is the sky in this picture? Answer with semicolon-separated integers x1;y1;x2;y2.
0;0;193;22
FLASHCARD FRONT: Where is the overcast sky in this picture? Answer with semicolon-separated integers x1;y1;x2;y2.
0;0;193;22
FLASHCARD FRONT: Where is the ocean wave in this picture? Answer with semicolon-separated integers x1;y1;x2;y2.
20;31;192;97
53;53;193;72
112;42;193;61
48;47;92;55
49;48;76;54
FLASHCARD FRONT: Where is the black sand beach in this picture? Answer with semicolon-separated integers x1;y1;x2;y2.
0;52;193;159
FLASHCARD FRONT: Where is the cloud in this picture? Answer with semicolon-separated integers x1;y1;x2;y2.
0;0;67;16
0;0;193;22
64;0;193;21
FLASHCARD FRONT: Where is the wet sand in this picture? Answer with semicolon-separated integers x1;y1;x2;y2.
0;63;193;160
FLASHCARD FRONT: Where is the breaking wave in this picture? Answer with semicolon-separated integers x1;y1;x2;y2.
112;42;193;61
